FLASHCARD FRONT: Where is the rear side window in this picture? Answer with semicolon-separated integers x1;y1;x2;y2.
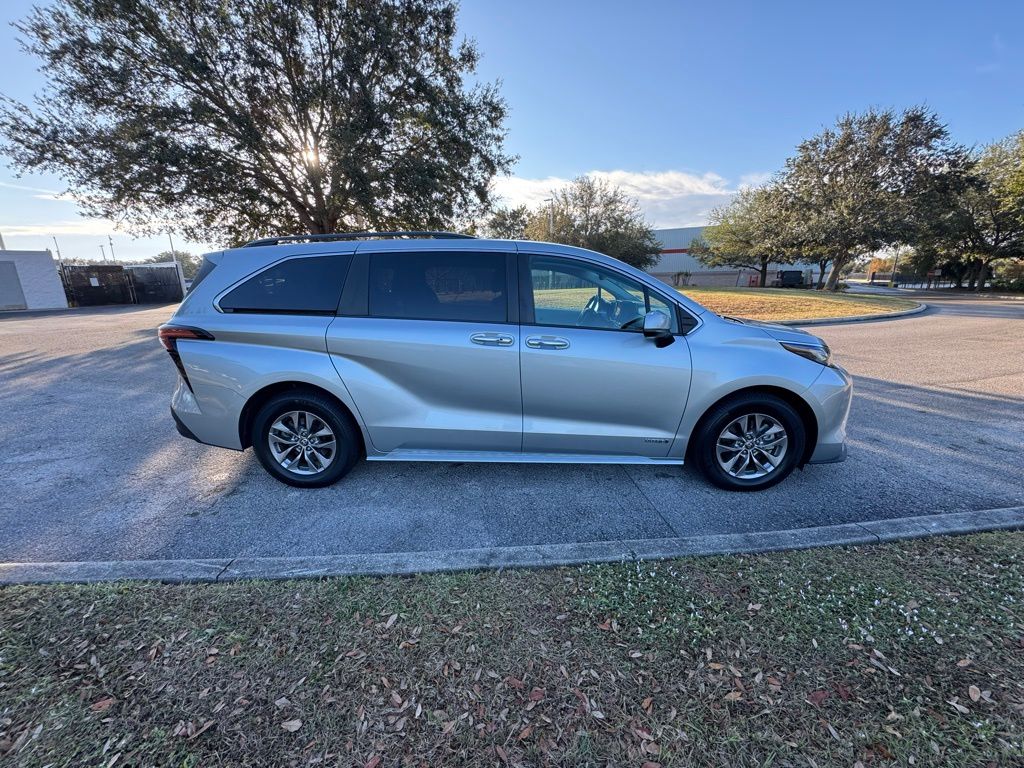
188;255;217;293
219;254;349;314
368;251;507;322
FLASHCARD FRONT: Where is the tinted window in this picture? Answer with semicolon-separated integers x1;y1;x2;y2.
369;252;507;322
529;256;679;333
220;254;349;314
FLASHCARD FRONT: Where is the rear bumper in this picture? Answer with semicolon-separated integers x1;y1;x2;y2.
171;406;203;444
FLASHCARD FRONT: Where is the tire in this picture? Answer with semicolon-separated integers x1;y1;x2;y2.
251;390;361;488
691;392;806;492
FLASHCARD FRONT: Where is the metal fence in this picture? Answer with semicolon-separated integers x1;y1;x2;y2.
59;262;184;307
868;272;957;290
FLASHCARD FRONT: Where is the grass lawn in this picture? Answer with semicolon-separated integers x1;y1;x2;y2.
2;534;1022;766
679;287;919;322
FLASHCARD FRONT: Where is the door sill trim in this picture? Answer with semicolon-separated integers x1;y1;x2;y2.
368;449;682;465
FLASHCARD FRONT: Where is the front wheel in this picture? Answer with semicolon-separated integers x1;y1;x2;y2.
691;393;806;491
251;391;361;488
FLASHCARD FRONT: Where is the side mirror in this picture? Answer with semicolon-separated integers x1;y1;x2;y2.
643;309;675;348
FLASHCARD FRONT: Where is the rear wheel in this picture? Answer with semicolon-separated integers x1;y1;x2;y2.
251;391;360;488
691;393;806;491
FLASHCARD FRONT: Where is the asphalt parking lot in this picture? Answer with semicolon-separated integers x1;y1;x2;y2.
1;294;1022;566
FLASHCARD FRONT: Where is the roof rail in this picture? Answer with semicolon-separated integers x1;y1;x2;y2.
240;231;476;248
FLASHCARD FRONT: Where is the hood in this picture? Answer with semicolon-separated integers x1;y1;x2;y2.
722;316;824;345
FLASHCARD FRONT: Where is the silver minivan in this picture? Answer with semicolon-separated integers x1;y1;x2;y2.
160;232;851;491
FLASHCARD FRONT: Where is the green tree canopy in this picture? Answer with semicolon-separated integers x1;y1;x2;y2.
483;205;530;240
778;107;970;290
691;185;793;288
0;0;513;246
523;176;661;270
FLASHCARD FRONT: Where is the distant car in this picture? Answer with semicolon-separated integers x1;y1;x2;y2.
160;232;851;491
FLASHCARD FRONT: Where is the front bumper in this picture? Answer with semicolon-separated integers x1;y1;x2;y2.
808;441;848;464
805;364;853;464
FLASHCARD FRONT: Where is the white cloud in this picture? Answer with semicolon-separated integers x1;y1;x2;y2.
0;218;121;237
0;180;62;196
738;171;773;189
492;168;757;228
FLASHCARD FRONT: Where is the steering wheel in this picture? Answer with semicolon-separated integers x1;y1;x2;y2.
620;314;645;330
578;294;610;327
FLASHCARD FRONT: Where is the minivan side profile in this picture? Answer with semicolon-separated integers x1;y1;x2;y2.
160;232;851;491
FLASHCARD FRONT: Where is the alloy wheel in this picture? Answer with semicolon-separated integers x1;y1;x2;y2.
715;413;788;480
267;410;337;476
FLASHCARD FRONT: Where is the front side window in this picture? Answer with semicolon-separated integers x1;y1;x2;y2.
219;254;349;314
529;255;679;332
369;251;507;322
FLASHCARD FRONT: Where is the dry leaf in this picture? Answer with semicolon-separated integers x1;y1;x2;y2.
90;697;116;712
280;719;303;732
365;757;381;768
807;690;830;706
948;699;969;715
723;691;742;702
968;685;981;702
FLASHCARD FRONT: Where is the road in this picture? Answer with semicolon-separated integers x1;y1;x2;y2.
0;295;1022;565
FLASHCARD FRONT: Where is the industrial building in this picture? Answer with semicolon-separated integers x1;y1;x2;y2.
0;244;68;311
649;227;822;287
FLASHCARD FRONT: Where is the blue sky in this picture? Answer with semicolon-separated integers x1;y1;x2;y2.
1;0;1022;260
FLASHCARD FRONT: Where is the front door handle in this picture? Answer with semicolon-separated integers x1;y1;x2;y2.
526;335;570;350
470;332;515;346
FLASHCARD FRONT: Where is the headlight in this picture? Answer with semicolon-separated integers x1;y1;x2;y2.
780;341;832;366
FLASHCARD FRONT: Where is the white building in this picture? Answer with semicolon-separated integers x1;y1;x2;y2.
0;246;69;311
649;227;822;287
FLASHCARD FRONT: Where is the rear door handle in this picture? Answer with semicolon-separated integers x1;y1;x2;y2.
526;335;570;350
470;332;515;346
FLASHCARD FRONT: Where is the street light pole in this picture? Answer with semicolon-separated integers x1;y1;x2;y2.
543;197;554;237
107;235;116;262
99;244;107;262
51;236;63;262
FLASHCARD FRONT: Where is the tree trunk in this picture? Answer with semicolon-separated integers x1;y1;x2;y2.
966;258;980;290
973;260;989;291
816;259;830;290
823;255;846;291
759;256;769;289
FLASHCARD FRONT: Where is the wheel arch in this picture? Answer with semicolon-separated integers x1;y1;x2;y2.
239;381;365;455
686;385;819;467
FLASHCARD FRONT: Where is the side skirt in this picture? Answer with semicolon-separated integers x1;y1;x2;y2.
367;449;683;465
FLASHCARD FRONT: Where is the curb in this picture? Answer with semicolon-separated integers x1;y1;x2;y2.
2;505;1022;586
776;301;927;326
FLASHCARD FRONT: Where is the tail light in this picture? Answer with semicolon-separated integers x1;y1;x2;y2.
158;324;214;392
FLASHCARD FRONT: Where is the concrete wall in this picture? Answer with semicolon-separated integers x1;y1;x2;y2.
0;250;68;310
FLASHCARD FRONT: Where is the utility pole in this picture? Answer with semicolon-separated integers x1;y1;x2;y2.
107;235;116;262
888;246;902;289
167;232;176;256
99;244;107;263
543;197;554;237
51;236;63;262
